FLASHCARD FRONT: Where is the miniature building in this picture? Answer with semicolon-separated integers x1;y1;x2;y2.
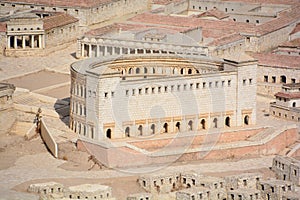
138;171;181;193
70;54;257;140
127;193;152;200
2;10;79;56
77;26;208;59
258;179;294;200
224;173;262;190
175;187;210;200
270;83;300;122
272;156;300;186
1;0;148;26
28;182;64;195
227;188;261;200
64;184;113;200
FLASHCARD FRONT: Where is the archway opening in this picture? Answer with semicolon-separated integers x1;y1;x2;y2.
138;125;143;136
244;115;249;125
175;122;181;131
106;129;112;139
201;119;206;129
163;123;168;133
293;102;296;107
225;117;230;127
125;127;130;137
188;120;193;131
213;118;218;128
280;75;286;83
151;124;155;134
136;68;140;74
128;68;133;74
180;68;184;75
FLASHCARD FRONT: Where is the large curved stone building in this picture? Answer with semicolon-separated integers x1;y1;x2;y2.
70;54;257;142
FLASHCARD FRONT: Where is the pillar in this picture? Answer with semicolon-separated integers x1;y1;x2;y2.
127;48;130;54
81;43;85;57
143;49;146;54
120;47;123;55
22;36;25;49
42;34;45;48
104;46;107;56
96;45;99;57
38;35;42;48
134;49;137;54
112;46;115;55
31;35;34;48
14;36;17;49
88;44;92;57
7;36;11;49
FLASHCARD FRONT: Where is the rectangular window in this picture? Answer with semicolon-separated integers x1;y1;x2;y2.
291;78;296;83
171;85;174;91
132;89;135;95
158;87;161;93
190;83;193;89
203;82;206;88
215;81;218;87
165;86;168;92
104;92;108;98
152;87;155;94
145;88;149;94
249;78;252;84
243;79;246;85
111;92;114;97
139;88;142;95
264;75;268;82
126;90;129;96
196;83;200;89
209;82;212;88
177;85;180;91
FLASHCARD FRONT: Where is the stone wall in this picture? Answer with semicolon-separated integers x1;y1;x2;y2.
40;118;58;158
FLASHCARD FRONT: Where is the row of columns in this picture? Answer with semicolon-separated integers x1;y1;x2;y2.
7;34;45;49
81;43;180;58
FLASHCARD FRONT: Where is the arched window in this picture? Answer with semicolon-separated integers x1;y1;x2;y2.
188;69;192;74
225;117;230;127
280;75;286;83
213;118;218;128
244;115;249;125
180;68;184;75
188;120;193;131
128;68;133;74
201;119;206;129
125;127;130;137
152;68;156;74
151;124;155;134
136;68;140;74
138;125;143;136
106;129;112;139
144;67;148;74
292;102;296;107
175;122;181;131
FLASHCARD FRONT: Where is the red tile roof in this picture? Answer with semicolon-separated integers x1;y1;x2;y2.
275;92;300;99
43;12;78;30
249;53;300;69
129;13;255;39
0;22;7;32
2;0;112;8
280;38;300;48
152;0;184;5
290;23;300;35
194;8;229;20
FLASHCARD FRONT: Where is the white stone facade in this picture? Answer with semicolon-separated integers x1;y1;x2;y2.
70;54;257;141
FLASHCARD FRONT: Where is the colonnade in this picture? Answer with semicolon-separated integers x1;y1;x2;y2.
7;34;45;49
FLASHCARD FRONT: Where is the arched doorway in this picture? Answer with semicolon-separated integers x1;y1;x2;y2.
163;123;168;133
225;117;230;127
188;120;193;131
175;122;181;131
201;119;206;129
106;129;112;139
151;124;155;134
213;118;218;128
125;127;130;137
244;115;249;125
138;125;143;136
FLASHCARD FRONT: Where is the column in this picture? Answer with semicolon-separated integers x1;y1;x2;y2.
42;34;45;48
88;44;92;57
22;36;25;49
7;36;11;49
120;47;123;55
96;45;100;57
143;49;146;54
38;35;42;48
127;48;130;54
104;46;107;56
14;36;17;49
112;46;115;55
134;49;137;54
81;43;85;57
150;49;153;54
31;35;34;48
